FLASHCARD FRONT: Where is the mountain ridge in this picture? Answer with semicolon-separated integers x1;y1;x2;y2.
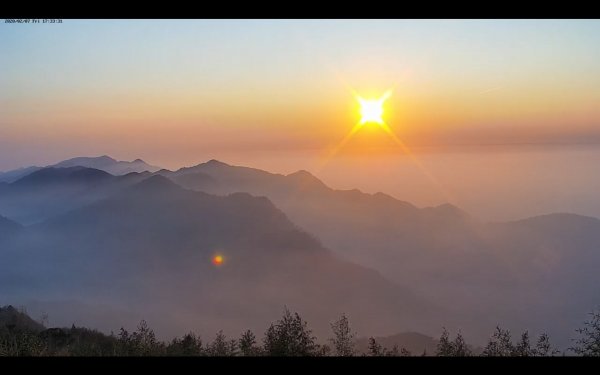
142;158;600;347
0;156;160;183
2;157;600;346
2;172;445;339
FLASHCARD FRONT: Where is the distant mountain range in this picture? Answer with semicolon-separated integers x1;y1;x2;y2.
0;171;444;340
0;166;151;225
154;159;600;346
1;156;599;346
0;156;159;183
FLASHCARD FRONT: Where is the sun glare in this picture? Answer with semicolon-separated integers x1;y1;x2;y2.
357;90;392;125
212;255;224;266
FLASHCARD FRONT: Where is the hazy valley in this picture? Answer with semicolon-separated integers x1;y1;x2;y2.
1;156;599;349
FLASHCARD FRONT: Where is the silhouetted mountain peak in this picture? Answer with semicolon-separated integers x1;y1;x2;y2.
175;159;231;175
55;156;117;168
206;159;228;166
288;170;312;177
286;170;328;189
1;156;160;183
188;159;231;171
50;155;160;174
99;155;116;162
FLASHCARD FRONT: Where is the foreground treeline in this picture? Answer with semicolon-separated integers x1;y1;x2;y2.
1;305;599;356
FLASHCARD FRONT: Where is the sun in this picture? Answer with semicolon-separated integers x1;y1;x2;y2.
356;90;392;125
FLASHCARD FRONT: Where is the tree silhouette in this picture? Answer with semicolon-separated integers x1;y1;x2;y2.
436;328;471;356
134;320;163;355
452;331;472;356
166;332;204;356
262;307;318;356
482;326;513;356
534;332;559;356
368;337;383;356
329;314;356;356
513;331;532;356
571;309;600;356
117;320;164;356
239;330;261;356
116;327;132;355
207;330;237;356
436;328;453;356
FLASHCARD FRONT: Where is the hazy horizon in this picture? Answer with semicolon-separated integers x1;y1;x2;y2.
3;144;600;222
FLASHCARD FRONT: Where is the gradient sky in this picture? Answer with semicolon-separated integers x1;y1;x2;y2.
2;19;600;171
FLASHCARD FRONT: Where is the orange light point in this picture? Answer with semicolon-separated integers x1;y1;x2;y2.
212;255;224;266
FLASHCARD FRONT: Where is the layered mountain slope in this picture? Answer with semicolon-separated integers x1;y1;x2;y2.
0;167;151;225
0;175;444;339
156;160;600;346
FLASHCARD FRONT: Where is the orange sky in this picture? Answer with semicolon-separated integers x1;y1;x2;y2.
2;20;600;172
